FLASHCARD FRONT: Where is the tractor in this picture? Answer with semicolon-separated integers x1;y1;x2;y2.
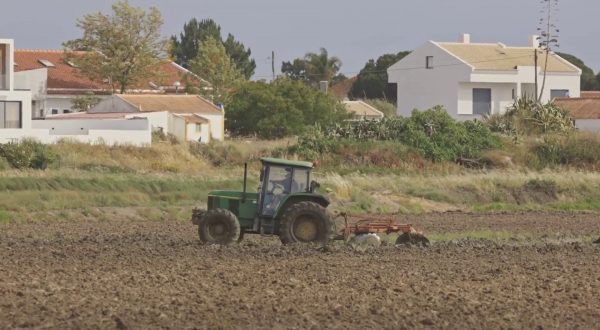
192;158;334;245
192;157;428;246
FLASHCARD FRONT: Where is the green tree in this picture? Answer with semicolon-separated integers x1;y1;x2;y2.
227;78;349;139
281;59;308;81
171;18;256;79
350;51;410;101
282;48;342;84
190;37;243;102
71;92;101;112
223;34;256;79
170;18;221;69
64;0;167;94
557;52;599;91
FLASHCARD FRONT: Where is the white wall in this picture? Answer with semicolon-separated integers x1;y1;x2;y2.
457;82;515;118
170;115;187;141
198;113;224;141
186;122;210;143
575;119;600;132
388;41;472;117
128;111;169;132
472;68;580;103
14;68;47;100
8;118;152;146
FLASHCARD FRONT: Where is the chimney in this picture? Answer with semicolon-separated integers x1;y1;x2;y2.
529;35;540;48
459;33;471;44
319;81;329;94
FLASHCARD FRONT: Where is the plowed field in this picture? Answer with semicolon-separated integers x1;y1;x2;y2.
1;212;600;329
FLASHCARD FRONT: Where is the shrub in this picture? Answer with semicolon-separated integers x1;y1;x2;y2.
483;96;574;136
226;78;350;139
0;139;58;170
533;133;600;169
303;106;501;162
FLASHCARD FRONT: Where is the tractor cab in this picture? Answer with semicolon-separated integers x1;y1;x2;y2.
258;158;314;217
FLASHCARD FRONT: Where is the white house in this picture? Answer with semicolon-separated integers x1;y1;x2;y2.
0;39;151;146
81;94;225;143
388;34;581;119
13;49;205;118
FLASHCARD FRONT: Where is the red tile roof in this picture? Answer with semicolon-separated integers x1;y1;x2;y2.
14;49;200;94
581;91;600;99
555;98;600;119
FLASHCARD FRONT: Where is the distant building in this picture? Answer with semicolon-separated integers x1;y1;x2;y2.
388;34;581;119
1;39;151;146
555;97;600;132
14;49;206;118
82;94;225;143
343;100;384;120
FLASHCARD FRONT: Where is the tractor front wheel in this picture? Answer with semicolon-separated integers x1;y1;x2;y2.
279;202;334;245
198;209;241;245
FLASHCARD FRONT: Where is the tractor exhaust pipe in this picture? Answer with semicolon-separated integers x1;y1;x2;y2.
242;162;248;202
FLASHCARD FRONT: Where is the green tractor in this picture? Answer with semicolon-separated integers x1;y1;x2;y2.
192;158;334;245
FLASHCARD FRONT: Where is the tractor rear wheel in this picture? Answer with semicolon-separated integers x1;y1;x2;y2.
198;208;240;245
395;232;430;246
279;202;334;245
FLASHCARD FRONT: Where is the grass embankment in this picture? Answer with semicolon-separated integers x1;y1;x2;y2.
1;137;600;223
321;171;600;214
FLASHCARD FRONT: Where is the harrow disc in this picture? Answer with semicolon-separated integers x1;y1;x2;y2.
349;234;381;250
395;232;430;247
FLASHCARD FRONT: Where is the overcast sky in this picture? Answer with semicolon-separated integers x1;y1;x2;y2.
3;0;599;79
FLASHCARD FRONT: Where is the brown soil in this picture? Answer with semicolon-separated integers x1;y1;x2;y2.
1;212;600;329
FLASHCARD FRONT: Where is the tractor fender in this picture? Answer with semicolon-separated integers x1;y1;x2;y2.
274;193;330;220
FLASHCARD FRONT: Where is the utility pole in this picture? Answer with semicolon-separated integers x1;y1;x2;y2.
271;51;275;82
534;48;538;100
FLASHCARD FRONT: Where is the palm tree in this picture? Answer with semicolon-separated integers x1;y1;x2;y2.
304;48;342;83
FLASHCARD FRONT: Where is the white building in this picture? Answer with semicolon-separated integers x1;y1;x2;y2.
388;34;581;119
555;97;600;132
14;49;205;118
0;39;151;146
81;94;225;143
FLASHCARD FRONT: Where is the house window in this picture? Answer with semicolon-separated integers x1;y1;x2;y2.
473;88;492;115
426;56;434;69
51;109;58;115
0;101;22;129
0;44;6;89
63;109;71;114
550;89;569;99
195;124;202;133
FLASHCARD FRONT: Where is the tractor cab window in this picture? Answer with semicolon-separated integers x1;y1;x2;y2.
293;168;309;193
262;166;294;216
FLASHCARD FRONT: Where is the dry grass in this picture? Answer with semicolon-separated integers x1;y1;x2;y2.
321;170;600;214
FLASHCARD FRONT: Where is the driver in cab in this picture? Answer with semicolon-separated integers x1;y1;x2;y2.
263;167;299;216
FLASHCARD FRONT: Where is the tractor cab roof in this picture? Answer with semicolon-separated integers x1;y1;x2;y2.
260;157;313;169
